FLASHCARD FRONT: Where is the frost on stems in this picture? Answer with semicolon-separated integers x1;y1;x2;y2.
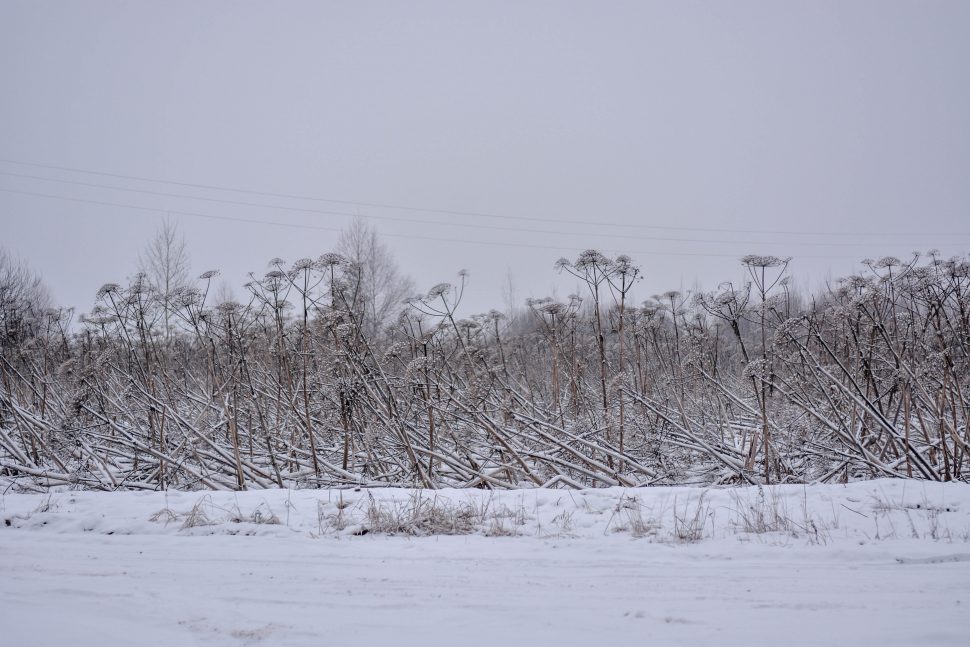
1;248;969;491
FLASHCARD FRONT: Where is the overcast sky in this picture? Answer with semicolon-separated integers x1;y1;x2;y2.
2;1;968;318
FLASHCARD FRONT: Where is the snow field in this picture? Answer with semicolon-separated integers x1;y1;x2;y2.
2;479;969;646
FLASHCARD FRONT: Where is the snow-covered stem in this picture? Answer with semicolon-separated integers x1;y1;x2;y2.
1;252;968;490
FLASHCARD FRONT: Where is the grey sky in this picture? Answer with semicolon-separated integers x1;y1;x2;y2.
2;1;968;317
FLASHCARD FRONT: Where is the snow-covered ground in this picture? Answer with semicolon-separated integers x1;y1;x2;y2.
2;480;969;646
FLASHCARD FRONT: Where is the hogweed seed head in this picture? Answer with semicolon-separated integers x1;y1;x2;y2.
97;283;121;299
741;254;789;268
318;253;345;267
427;283;451;299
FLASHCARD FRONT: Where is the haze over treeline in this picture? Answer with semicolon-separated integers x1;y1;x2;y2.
3;2;969;315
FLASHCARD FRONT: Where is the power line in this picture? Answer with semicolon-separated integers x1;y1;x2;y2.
0;170;360;216
0;170;930;248
2;157;965;238
0;186;892;261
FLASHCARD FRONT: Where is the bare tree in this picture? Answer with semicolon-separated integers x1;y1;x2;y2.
0;246;52;348
501;266;518;323
139;217;191;337
337;218;414;341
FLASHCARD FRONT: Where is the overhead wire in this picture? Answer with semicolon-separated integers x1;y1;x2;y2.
2;157;966;238
0;170;933;248
0;186;897;260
